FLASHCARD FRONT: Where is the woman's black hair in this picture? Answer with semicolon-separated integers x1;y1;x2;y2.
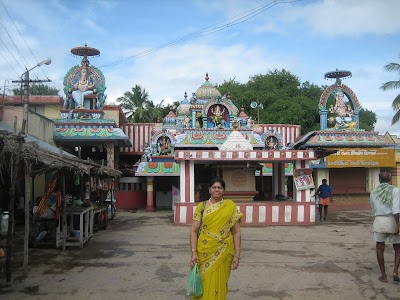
209;177;225;189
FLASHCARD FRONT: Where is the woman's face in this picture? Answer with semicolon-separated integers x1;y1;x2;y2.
209;182;224;200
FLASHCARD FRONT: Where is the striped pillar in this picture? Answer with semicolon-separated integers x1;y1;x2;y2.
106;142;114;169
189;161;195;202
179;161;186;202
145;176;154;212
180;160;194;203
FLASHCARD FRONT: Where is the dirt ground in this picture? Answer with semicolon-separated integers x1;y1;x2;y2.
0;202;400;300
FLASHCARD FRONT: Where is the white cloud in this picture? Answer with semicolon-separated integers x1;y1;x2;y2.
285;0;400;37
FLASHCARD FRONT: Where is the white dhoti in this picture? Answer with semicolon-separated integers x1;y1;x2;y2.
72;90;93;107
373;215;396;233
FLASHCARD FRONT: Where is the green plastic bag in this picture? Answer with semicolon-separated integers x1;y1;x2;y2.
186;263;203;297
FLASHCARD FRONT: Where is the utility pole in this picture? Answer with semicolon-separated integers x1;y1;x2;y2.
7;58;51;281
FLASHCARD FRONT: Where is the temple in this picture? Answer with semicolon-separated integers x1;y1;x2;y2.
130;73;319;225
2;45;396;229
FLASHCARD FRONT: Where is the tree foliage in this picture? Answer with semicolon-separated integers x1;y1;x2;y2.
217;70;323;134
119;69;377;133
12;83;59;96
381;62;400;125
117;85;154;123
358;107;377;131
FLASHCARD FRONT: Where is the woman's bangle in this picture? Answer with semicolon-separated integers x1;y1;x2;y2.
234;254;241;259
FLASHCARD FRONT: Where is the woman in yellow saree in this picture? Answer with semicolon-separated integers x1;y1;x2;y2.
190;177;242;300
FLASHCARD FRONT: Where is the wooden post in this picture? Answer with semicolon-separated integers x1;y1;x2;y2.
6;71;28;282
23;171;31;272
62;173;67;251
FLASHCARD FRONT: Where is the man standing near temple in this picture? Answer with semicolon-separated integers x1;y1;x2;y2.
369;172;400;283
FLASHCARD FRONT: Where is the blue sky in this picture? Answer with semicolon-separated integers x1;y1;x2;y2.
0;0;399;135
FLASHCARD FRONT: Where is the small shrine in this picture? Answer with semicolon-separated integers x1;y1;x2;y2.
53;45;131;169
293;69;395;195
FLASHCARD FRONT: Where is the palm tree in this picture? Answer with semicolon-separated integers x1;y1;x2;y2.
381;62;400;125
117;85;153;123
145;99;165;122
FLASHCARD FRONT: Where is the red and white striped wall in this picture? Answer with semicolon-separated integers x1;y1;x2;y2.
119;123;302;154
256;124;301;144
174;201;316;226
119;123;156;154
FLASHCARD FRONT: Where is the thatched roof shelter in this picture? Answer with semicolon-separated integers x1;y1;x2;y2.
0;125;121;178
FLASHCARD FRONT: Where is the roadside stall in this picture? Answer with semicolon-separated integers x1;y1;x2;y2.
0;125;121;282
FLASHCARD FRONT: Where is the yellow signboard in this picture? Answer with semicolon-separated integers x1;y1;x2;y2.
326;148;395;168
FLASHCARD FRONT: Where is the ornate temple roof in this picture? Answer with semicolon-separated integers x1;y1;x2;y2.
195;73;221;100
135;161;180;176
53;118;131;147
219;130;253;151
163;107;176;125
174;129;264;148
292;130;395;149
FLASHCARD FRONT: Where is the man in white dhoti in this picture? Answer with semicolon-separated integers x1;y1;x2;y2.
369;172;400;282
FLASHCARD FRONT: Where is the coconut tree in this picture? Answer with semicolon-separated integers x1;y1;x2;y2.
117;85;153;123
381;62;400;125
145;99;165;123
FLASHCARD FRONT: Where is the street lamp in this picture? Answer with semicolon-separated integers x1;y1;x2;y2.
21;58;52;134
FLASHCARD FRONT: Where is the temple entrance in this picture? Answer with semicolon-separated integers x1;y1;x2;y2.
154;177;179;209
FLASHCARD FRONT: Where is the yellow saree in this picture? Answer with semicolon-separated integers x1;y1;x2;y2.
192;199;242;300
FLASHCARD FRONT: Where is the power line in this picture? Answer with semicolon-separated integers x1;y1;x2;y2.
0;0;49;80
99;0;302;68
0;14;31;73
0;50;20;78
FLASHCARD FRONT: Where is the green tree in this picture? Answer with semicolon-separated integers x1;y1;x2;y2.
358;107;377;131
381;62;400;125
146;99;165;123
217;70;377;133
12;83;59;96
117;85;153;123
217;70;322;133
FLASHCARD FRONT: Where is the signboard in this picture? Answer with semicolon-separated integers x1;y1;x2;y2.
294;168;315;190
326;148;395;168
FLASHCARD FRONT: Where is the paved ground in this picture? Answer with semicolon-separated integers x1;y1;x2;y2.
1;202;400;300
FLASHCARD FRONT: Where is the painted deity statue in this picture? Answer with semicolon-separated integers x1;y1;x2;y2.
329;90;354;128
71;67;95;109
266;137;277;150
211;105;225;128
157;136;172;155
195;112;203;128
182;115;190;128
142;143;152;162
247;117;253;129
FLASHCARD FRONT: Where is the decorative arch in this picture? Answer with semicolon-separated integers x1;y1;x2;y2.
63;65;107;108
319;83;360;110
261;130;284;150
319;83;361;130
205;103;231;129
151;131;175;156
